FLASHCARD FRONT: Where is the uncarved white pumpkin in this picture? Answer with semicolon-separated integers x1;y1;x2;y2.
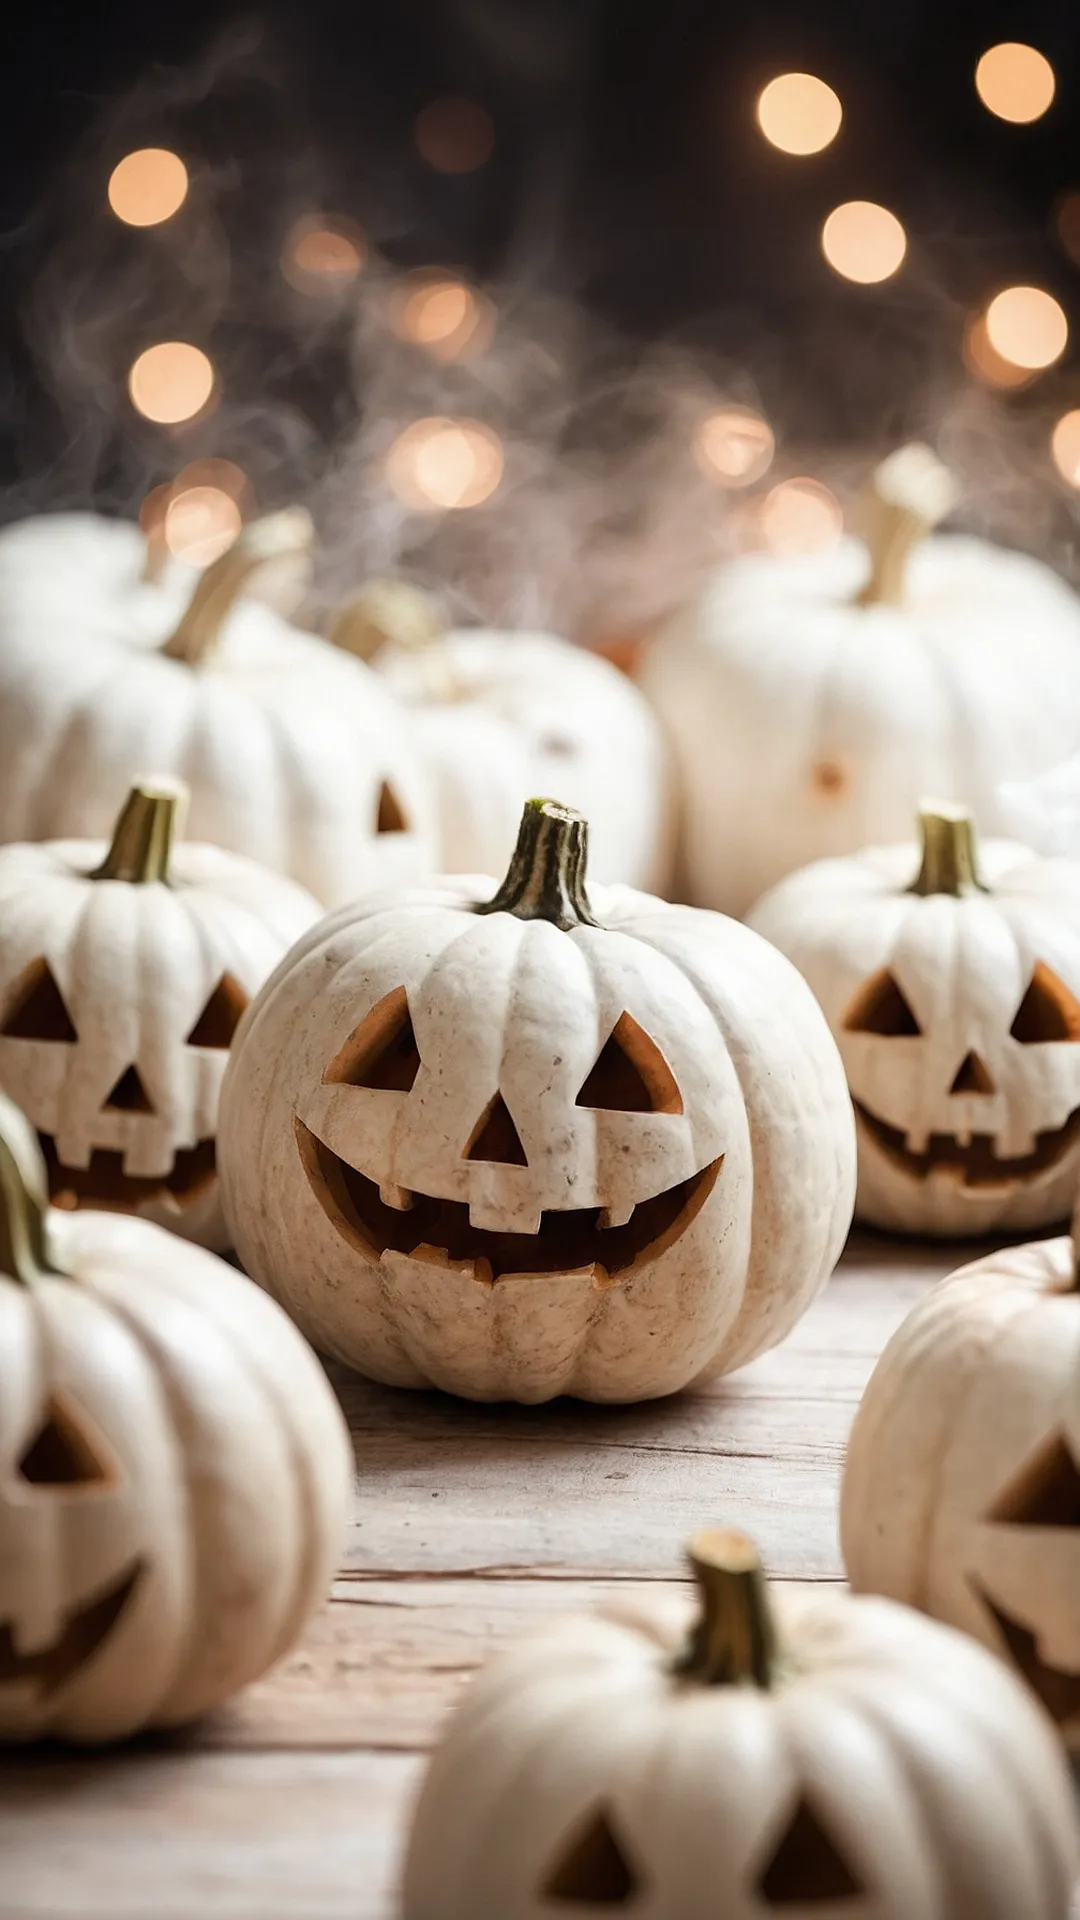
0;510;436;906
218;798;855;1403
0;781;320;1249
0;1092;352;1745
842;1209;1080;1749
640;444;1080;917
403;1527;1080;1920
749;803;1080;1236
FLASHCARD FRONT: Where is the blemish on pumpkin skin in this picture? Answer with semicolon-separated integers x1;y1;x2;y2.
810;759;850;798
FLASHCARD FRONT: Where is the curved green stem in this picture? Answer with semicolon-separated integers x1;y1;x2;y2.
677;1528;778;1689
0;1094;61;1287
856;444;959;609
161;508;313;665
90;781;186;885
907;802;987;898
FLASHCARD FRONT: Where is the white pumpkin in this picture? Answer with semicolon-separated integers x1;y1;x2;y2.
402;1527;1080;1919
640;444;1080;917
0;780;319;1250
0;1092;352;1745
749;803;1080;1236
218;798;855;1404
842;1209;1080;1748
0;510;436;906
334;582;673;891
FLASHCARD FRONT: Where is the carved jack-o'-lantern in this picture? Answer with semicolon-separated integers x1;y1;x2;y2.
0;1093;351;1744
750;803;1080;1236
402;1528;1079;1919
0;781;319;1249
842;1209;1080;1748
219;799;855;1403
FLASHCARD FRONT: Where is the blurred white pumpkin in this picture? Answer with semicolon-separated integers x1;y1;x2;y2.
640;444;1080;917
334;581;672;891
0;511;436;907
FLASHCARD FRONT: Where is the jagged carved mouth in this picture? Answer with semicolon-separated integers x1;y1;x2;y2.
296;1118;722;1285
0;1560;144;1699
854;1101;1080;1188
39;1132;217;1212
971;1583;1080;1726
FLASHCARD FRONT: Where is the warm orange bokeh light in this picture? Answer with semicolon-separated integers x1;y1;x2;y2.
389;273;495;363
759;479;843;555
984;286;1068;370
386;418;504;512
415;97;494;173
756;73;842;155
693;408;775;488
128;343;215;425
164;486;243;567
1051;412;1080;488
962;313;1036;389
975;43;1055;123
107;148;189;226
1056;192;1080;267
822;202;906;283
282;217;366;295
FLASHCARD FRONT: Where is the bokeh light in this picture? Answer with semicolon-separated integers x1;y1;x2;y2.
107;148;189;226
984;286;1068;369
1051;412;1080;487
756;74;842;155
962;313;1036;389
1056;191;1080;267
975;43;1055;123
282;216;366;295
164;487;243;566
821;202;907;283
388;272;496;363
415;97;494;173
128;343;215;424
759;479;844;555
386;418;504;512
693;408;775;487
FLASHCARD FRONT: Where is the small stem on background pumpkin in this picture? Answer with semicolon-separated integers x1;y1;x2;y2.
478;799;598;932
907;802;988;898
1070;1202;1080;1292
90;781;186;886
855;444;960;609
0;1093;62;1287
677;1528;778;1689
332;580;459;700
139;482;173;584
160;507;313;666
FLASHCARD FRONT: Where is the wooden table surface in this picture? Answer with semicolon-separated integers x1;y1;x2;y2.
0;1230;1072;1919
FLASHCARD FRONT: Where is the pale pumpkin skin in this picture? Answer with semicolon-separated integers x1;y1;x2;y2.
841;1221;1080;1751
219;803;855;1404
749;824;1080;1236
0;787;320;1250
0;511;435;906
0;1108;352;1744
403;1546;1079;1919
641;516;1080;918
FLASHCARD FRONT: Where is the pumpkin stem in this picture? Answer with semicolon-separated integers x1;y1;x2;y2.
907;801;988;898
1070;1198;1080;1291
678;1528;778;1689
160;507;314;665
332;580;459;700
855;444;960;609
90;781;186;886
0;1093;62;1288
478;798;598;931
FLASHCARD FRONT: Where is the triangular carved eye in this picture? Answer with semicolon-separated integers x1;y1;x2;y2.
376;782;408;834
18;1394;113;1487
324;986;421;1091
972;1584;1080;1726
186;974;249;1049
541;1804;641;1906
1010;962;1080;1043
1;959;78;1043
104;1065;155;1113
757;1794;865;1906
842;968;921;1037
986;1431;1080;1528
575;1013;682;1115
465;1093;528;1165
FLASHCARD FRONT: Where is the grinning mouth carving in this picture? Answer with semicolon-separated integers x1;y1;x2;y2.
296;1118;721;1285
854;1101;1080;1188
0;1560;144;1699
39;1132;217;1213
971;1583;1080;1726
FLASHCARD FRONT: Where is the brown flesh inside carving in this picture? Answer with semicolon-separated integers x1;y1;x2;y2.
0;1560;143;1699
296;1118;721;1283
854;1101;1080;1186
39;1132;217;1211
970;1582;1080;1726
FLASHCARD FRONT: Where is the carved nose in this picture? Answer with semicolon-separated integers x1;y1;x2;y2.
950;1051;996;1096
103;1064;155;1113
